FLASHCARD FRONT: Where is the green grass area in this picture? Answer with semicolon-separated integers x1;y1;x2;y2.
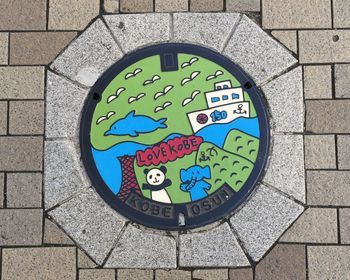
196;142;254;193
90;54;242;150
223;130;260;162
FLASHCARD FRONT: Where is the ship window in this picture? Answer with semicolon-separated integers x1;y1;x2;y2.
222;95;228;100
216;86;222;90
232;93;239;99
211;97;220;103
223;85;229;89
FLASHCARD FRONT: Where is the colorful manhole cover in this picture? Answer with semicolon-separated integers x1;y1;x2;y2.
80;43;270;230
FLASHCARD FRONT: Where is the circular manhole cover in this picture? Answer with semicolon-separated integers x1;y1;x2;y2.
80;43;270;230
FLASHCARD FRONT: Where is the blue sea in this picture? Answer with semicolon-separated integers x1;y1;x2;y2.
92;117;259;194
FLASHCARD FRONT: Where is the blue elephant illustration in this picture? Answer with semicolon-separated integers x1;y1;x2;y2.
180;165;211;201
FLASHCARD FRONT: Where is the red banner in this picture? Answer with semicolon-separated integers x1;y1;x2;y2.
136;136;203;167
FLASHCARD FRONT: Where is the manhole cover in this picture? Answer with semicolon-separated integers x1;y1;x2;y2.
80;43;270;230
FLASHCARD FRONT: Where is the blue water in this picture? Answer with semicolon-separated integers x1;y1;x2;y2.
92;117;259;194
196;117;259;148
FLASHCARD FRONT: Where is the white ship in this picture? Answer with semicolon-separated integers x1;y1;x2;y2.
187;80;250;133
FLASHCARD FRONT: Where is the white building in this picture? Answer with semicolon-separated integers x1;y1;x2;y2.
187;80;250;133
205;80;244;108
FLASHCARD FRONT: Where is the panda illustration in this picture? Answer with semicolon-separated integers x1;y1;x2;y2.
142;166;172;204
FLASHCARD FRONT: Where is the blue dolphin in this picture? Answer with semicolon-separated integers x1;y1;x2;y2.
104;111;167;137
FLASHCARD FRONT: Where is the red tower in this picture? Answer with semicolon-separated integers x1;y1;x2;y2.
117;155;142;201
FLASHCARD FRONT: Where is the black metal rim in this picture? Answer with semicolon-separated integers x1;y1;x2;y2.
80;43;270;230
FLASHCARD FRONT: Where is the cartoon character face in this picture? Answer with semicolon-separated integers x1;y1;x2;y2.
180;165;211;182
144;166;167;186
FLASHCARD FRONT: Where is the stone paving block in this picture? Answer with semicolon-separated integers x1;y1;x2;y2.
0;101;7;135
0;0;46;30
120;0;153;13
299;30;350;63
49;0;100;30
44;140;88;209
224;15;297;85
49;188;125;265
263;134;305;202
78;249;97;268
193;269;228;280
339;209;350;244
0;33;8;64
106;225;176;268
262;0;331;29
7;173;42;208
308;246;350;280
304;65;332;99
307;171;350;206
79;269;115;280
10;32;76;65
337;135;350;169
305;135;336;169
173;13;240;52
179;223;249;267
0;136;43;171
9;101;44;135
271;30;297;54
230;185;304;261
335;64;350;98
334;0;350;28
262;66;304;133
51;19;122;87
156;269;191;280
0;209;42;246
44;218;74;245
255;244;306;280
280;208;337;243
46;71;88;138
229;268;253;280
0;66;44;99
104;14;170;54
0;173;4;208
226;0;260;12
155;0;188;12
306;100;350;133
104;0;119;13
118;269;153;280
2;247;76;280
190;0;224;11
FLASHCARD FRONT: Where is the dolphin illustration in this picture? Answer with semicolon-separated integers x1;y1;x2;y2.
104;111;167;137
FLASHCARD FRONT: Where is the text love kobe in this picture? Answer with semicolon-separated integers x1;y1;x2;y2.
136;136;203;166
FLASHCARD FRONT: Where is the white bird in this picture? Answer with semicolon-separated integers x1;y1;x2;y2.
182;90;201;106
143;75;161;86
107;87;126;103
125;68;142;79
181;71;200;86
96;111;115;124
154;101;172;112
128;93;146;103
206;70;223;81
181;57;199;68
154;85;174;100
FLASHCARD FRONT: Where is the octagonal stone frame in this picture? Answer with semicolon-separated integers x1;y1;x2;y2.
45;13;305;268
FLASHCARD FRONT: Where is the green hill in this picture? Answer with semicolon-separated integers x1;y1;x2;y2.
223;129;259;163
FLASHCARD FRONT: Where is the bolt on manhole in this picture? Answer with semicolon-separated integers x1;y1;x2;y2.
80;43;270;230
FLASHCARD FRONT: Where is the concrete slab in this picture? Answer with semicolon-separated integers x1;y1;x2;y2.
104;13;170;53
51;19;122;87
224;15;297;85
49;188;125;265
230;185;304;261
179;223;249;267
105;225;176;268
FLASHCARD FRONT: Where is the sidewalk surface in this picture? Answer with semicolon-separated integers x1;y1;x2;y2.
0;0;350;279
